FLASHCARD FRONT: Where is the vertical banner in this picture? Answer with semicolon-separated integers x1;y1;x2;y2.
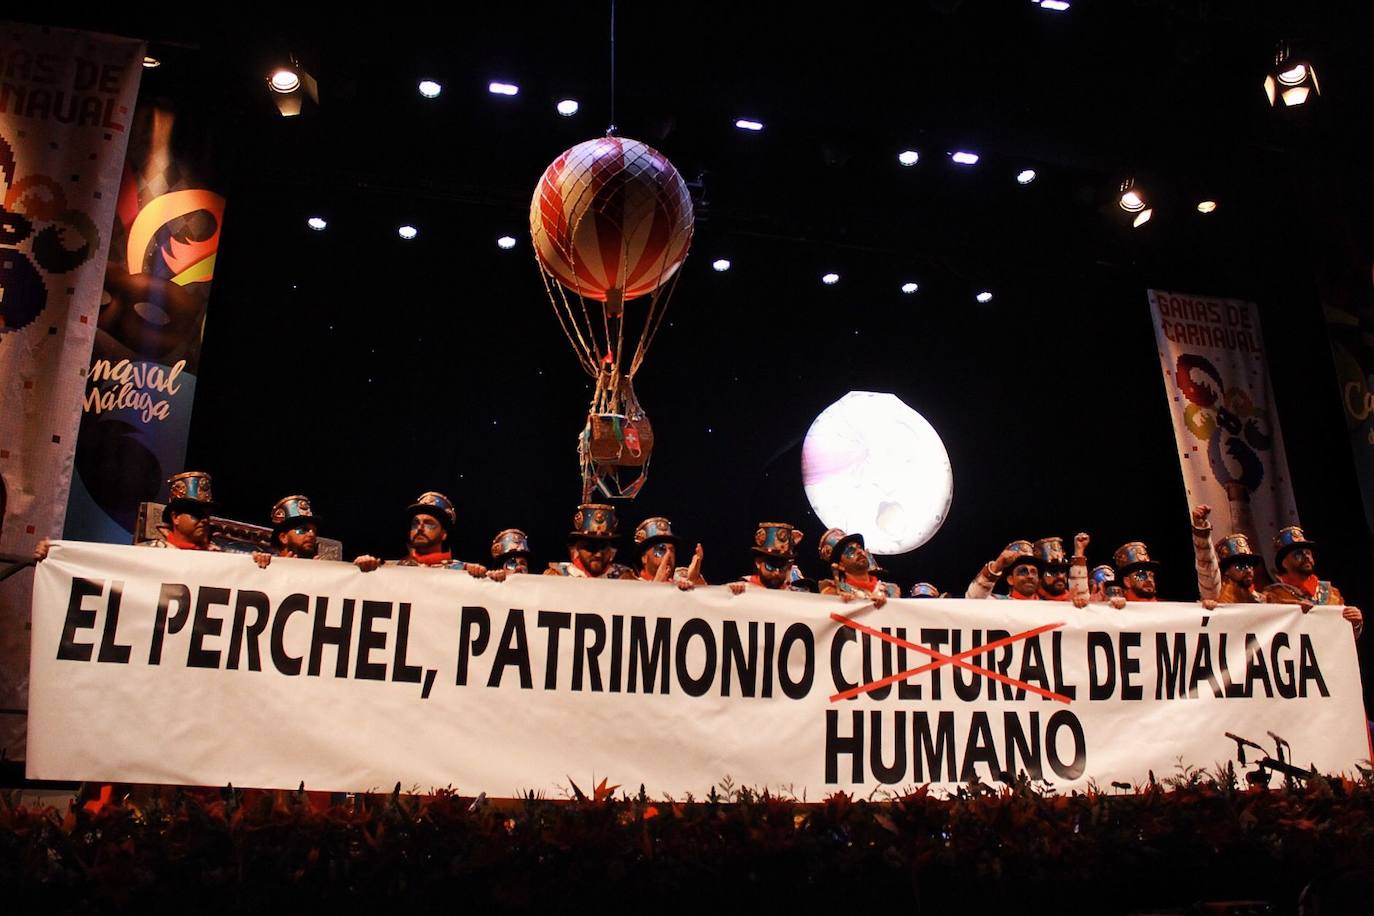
63;98;228;544
0;21;143;759
1147;290;1300;565
1322;267;1374;539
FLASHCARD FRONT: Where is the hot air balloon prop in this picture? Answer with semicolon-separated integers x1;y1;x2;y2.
530;135;694;501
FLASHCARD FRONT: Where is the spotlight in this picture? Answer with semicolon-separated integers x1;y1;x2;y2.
1118;178;1146;212
1197;200;1217;214
901;282;919;294
822;272;840;285
557;99;580;116
1132;208;1153;228
976;291;993;303
488;81;520;96
418;80;442;99
1264;47;1320;107
398;225;418;240
497;235;517;249
898;150;920;166
266;60;318;117
951;151;979;165
1016;169;1037;185
712;259;732;272
142;55;161;69
307;217;327;231
735;118;764;131
1037;0;1070;10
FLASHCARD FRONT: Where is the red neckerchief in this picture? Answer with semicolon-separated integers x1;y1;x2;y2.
845;573;880;593
639;569;655;582
1010;590;1038;601
1125;588;1158;602
166;529;207;550
1279;572;1320;598
572;556;596;577
1038;589;1070;602
410;549;453;566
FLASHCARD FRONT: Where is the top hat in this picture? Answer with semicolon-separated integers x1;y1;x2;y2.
569;503;619;543
1215;533;1259;572
1272;525;1317;568
1003;539;1040;572
818;527;865;564
163;471;217;523
407;491;457;531
752;522;804;560
633;516;682;555
1032;536;1069;568
491;528;532;560
270;494;317;534
1090;564;1117;590
1113;541;1160;576
909;582;941;598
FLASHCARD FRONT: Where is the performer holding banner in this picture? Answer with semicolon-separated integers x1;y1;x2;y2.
1147;290;1300;570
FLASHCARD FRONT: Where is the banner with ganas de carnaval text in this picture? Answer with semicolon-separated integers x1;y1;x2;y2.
28;542;1369;796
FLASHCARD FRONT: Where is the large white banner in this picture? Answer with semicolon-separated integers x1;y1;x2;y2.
0;22;144;760
29;542;1369;795
1148;289;1300;565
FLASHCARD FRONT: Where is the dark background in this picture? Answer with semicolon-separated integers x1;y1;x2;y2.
25;2;1374;705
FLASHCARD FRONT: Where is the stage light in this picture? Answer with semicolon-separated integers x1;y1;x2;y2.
557;99;580;116
142;55;161;69
1132;208;1153;228
269;68;300;93
822;272;840;285
951;151;979;165
307;217;327;231
1016;169;1037;185
1197;200;1217;214
901;282;919;294
1118;179;1146;212
735;118;764;131
398;225;418;240
1037;0;1070;10
418;80;442;98
489;81;519;96
802;391;954;554
1264;47;1319;107
712;258;732;272
976;291;993;303
898;150;920;166
497;235;517;249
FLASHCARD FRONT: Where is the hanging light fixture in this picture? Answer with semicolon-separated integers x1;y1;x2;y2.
1118;178;1147;213
1264;44;1320;107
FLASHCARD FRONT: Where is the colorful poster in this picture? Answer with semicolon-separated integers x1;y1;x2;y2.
63;98;227;544
28;542;1370;795
1323;272;1374;538
0;21;143;759
1147;290;1301;567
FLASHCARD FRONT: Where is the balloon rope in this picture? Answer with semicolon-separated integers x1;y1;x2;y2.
537;260;596;376
608;0;617;133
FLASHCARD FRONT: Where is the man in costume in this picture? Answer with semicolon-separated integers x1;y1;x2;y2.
908;583;943;598
965;539;1040;600
818;528;900;605
1113;542;1160;602
253;495;321;566
1187;504;1262;606
544;503;635;579
1032;534;1090;607
1089;565;1127;608
631;517;705;589
491;528;533;575
1262;526;1363;637
353;491;490;577
727;521;805;594
35;469;222;560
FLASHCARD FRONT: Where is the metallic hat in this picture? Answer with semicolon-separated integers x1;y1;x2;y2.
1004;539;1039;572
1215;533;1258;571
270;495;317;533
633;516;682;554
1273;525;1316;567
818;527;865;564
909;582;941;598
1113;541;1160;575
787;566;819;593
491;528;532;560
1032;536;1068;568
163;470;217;523
569;503;619;542
752;522;804;559
407;491;457;531
1090;565;1117;590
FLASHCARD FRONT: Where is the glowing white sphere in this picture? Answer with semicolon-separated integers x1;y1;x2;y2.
398;225;418;240
418;80;443;98
898;150;920;166
557;99;580;116
497;235;517;249
307;216;327;231
712;258;731;272
802;391;953;554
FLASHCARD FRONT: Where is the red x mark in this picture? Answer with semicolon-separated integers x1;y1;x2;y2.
829;613;1072;704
